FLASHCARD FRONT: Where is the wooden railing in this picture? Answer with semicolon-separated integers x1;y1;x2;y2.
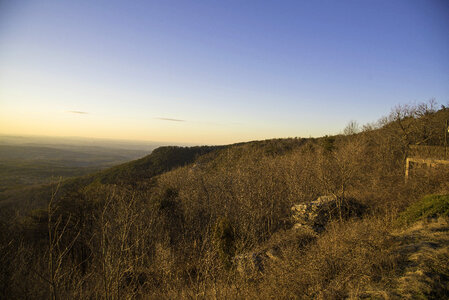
405;145;449;181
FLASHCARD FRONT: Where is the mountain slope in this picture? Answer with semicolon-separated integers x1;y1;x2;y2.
1;103;449;299
0;145;221;215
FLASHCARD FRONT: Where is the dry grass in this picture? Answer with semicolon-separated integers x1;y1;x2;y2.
389;218;449;299
225;217;449;299
247;218;397;299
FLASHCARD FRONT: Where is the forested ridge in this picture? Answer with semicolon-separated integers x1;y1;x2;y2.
1;102;449;299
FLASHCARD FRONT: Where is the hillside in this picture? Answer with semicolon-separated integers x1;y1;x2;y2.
1;103;449;299
0;145;221;216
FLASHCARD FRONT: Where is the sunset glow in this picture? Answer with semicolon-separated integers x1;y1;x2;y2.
1;1;448;144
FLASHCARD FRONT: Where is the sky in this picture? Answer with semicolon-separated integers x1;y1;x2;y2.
1;0;448;145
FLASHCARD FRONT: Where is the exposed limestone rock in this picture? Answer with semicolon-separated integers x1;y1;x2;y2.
291;195;338;232
291;195;365;232
235;196;365;277
234;227;317;277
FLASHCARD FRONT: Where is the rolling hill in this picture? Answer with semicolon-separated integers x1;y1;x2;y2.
1;103;449;299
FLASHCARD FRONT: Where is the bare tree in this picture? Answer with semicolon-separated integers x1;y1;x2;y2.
96;186;152;299
35;183;81;300
343;120;360;135
317;139;365;220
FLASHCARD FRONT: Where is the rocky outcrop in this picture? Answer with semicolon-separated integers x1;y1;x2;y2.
291;195;339;232
234;196;365;276
291;195;366;232
234;226;317;277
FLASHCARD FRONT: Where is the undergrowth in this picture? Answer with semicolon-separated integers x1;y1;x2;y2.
398;194;449;226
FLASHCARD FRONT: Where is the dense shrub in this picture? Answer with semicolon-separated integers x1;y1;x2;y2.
250;218;398;299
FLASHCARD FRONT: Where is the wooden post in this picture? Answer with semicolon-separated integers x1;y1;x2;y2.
445;120;448;160
405;157;410;182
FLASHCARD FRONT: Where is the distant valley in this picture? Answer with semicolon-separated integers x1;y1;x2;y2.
0;136;157;193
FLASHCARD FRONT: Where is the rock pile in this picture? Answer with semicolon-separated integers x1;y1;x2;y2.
234;228;316;277
291;195;339;232
234;195;365;276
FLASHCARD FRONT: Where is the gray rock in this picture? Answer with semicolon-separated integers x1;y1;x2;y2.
235;196;364;277
291;195;338;232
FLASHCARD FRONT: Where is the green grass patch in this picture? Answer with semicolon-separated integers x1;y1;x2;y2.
398;194;449;226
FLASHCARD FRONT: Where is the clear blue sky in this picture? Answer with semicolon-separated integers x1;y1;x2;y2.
1;0;448;144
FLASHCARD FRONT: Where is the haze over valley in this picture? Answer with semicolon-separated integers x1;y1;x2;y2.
1;1;449;299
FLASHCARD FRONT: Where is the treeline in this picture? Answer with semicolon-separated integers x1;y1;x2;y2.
1;101;449;299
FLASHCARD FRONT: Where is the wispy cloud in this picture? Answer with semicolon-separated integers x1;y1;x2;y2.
155;117;186;122
67;110;88;114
